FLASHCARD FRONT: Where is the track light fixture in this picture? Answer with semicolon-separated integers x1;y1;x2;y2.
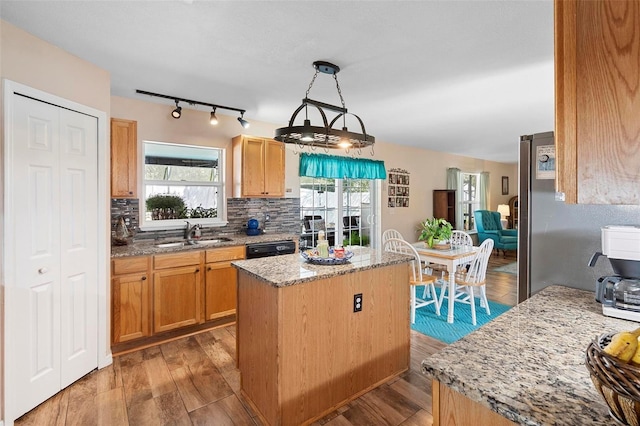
237;112;250;129
274;60;375;155
172;100;182;119
136;89;248;128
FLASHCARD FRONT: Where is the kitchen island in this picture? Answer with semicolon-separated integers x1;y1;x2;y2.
422;285;638;426
232;247;413;426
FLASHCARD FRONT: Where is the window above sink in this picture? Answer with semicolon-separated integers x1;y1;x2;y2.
140;141;228;231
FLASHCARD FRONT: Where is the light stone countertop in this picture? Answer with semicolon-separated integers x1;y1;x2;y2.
231;246;412;287
421;285;639;425
110;232;299;258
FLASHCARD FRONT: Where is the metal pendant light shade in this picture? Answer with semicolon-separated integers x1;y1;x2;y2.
275;61;375;153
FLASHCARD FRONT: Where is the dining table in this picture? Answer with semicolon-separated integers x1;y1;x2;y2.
412;242;477;323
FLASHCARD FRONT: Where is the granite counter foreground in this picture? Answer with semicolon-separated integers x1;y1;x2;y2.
422;285;640;425
231;246;412;287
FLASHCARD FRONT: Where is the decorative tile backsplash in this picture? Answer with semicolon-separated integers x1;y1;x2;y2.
111;197;301;242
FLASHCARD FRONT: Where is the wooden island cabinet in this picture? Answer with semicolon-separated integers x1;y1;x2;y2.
233;248;412;426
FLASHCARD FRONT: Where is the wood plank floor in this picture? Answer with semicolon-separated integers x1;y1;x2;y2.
15;254;517;426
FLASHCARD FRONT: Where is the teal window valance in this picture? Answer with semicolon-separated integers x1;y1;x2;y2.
299;153;387;179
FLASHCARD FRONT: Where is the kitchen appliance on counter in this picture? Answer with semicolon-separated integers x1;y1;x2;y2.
246;240;296;259
589;225;640;322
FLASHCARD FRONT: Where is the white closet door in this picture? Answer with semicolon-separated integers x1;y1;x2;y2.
59;108;98;388
8;94;98;418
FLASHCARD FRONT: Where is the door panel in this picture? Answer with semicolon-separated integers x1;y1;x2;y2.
12;96;63;417
8;94;99;418
59;108;98;388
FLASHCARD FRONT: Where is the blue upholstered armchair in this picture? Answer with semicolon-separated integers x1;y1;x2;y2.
474;210;518;255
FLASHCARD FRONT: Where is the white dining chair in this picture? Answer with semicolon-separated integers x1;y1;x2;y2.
382;229;405;251
438;238;494;325
384;238;440;322
450;230;473;248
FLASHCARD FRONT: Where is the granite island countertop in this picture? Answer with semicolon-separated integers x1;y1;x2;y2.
111;232;299;258
232;246;412;287
421;285;640;425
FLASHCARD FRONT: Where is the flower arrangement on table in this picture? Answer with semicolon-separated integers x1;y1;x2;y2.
418;218;453;248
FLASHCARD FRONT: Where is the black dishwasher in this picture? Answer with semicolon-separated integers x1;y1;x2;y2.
245;240;296;259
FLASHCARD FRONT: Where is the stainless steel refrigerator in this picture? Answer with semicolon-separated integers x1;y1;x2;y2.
517;131;640;300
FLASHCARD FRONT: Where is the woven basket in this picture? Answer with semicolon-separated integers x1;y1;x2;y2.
585;333;640;426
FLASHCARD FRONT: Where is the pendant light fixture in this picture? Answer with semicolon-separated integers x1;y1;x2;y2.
274;60;375;154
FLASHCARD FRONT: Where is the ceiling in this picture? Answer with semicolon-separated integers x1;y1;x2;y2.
0;0;554;163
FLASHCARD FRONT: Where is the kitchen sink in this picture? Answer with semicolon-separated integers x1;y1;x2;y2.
155;242;184;248
194;237;232;245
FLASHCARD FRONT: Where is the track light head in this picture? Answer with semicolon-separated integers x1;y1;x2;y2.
171;100;182;119
237;112;250;129
210;108;218;125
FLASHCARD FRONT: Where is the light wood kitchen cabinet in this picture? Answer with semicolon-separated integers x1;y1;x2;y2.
232;135;285;197
153;251;203;333
555;0;640;204
110;118;138;198
204;246;245;321
111;256;151;344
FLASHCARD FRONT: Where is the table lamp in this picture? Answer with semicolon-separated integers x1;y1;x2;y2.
497;204;510;228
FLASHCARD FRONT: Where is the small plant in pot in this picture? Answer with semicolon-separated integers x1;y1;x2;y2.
418;218;453;248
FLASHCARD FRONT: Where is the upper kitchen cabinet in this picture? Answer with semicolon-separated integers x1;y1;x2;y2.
232;135;285;197
110;118;138;198
555;0;640;204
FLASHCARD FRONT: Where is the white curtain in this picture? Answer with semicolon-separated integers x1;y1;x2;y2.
479;171;490;209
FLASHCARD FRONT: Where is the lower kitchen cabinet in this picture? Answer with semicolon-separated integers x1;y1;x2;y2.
204;246;245;321
111;246;244;352
205;261;238;320
111;256;151;344
153;264;203;333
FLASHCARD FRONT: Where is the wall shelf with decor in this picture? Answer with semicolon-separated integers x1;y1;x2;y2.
388;168;410;208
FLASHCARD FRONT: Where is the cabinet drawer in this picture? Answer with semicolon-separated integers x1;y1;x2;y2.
206;246;245;263
154;251;202;270
112;256;149;275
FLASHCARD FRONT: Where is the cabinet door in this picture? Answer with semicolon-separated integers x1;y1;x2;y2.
110;118;137;198
556;0;640;204
112;272;150;344
264;139;285;197
205;261;238;320
153;266;202;333
243;137;267;196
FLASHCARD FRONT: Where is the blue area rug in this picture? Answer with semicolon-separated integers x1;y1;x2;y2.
410;287;512;344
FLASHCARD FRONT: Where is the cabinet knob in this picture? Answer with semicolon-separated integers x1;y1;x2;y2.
195;268;200;273
38;267;48;274
207;267;212;271
141;276;147;281
128;191;133;195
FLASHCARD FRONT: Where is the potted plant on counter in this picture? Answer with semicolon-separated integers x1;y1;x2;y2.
418;218;453;248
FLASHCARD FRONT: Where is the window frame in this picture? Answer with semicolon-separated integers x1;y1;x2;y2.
458;172;481;231
139;141;228;231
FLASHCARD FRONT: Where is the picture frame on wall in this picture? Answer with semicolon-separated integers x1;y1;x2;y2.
502;176;509;195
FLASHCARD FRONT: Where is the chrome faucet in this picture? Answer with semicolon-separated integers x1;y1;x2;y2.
184;221;201;243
